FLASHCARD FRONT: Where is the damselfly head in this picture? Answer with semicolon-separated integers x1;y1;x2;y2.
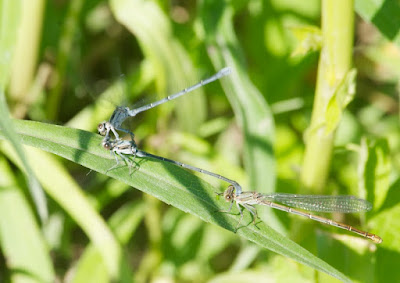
98;122;107;136
223;186;235;202
102;138;112;150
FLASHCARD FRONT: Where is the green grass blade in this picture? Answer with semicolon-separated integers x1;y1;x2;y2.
0;138;132;281
47;0;84;120
72;201;145;283
355;0;400;46
0;119;351;282
358;137;391;208
0;0;47;221
200;1;275;194
199;0;283;235
8;0;45;101
0;157;55;282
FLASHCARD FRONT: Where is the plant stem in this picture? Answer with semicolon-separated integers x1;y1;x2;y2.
301;0;354;192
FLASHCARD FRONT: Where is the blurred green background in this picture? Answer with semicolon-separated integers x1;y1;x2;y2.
0;0;399;282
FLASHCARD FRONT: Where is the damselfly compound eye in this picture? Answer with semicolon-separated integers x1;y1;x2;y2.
98;122;106;135
102;140;111;150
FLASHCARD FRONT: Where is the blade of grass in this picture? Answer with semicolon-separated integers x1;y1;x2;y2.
72;201;146;283
200;0;275;194
47;0;84;120
8;0;45;103
0;0;47;220
0;157;55;282
199;0;281;235
0;140;132;282
355;0;400;46
358;138;391;209
0;120;352;282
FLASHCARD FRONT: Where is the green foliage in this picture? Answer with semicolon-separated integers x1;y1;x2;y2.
325;69;357;134
0;120;353;281
290;25;322;57
355;0;400;46
0;0;399;282
0;158;54;282
0;0;47;221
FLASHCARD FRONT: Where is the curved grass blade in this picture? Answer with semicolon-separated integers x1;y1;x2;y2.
0;119;351;282
0;157;55;282
72;201;146;283
0;0;47;221
0;137;132;281
200;1;275;195
355;0;400;46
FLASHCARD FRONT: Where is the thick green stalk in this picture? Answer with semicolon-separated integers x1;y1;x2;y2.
301;0;354;192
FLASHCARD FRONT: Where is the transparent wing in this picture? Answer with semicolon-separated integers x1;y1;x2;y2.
261;193;372;213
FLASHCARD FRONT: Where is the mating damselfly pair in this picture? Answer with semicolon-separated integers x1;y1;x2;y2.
97;67;382;244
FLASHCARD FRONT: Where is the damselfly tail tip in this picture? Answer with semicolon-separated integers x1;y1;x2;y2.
371;235;383;244
219;67;232;77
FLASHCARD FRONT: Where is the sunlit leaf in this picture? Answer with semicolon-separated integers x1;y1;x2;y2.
290;25;322;57
355;0;400;46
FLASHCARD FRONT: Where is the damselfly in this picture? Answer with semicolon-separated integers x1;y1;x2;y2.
220;186;382;243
